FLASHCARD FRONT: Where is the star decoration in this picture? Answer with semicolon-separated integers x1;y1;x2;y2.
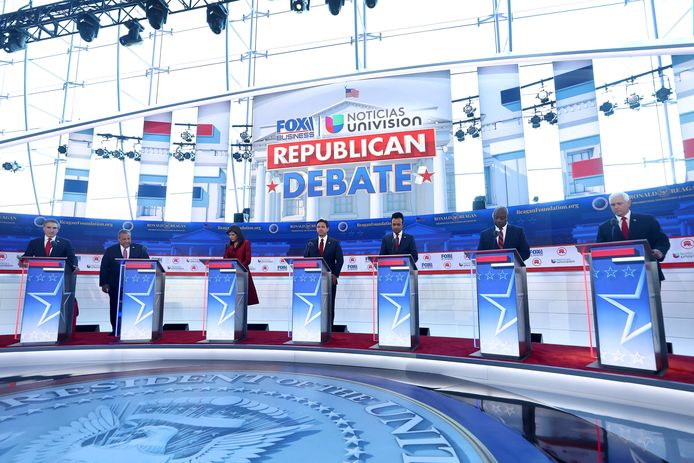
380;272;412;330
295;276;322;327
604;266;618;278
267;180;279;192
622;265;636;278
210;274;237;325
597;268;652;344
125;276;156;326
479;275;518;336
418;168;434;183
27;275;64;327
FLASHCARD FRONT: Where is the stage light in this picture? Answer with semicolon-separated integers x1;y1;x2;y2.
240;131;251;143
326;0;345;15
95;148;106;157
113;149;126;160
543;111;558;125
599;101;615;116
181;129;194;142
233;151;243;162
454;128;465;142
146;0;169;30
2;27;29;53
207;3;228;35
365;0;378;7
76;12;100;43
57;144;68;154
120;20;144;46
463;101;475;118
536;88;550;104
291;0;310;12
655;86;672;103
529;114;542;129
626;93;641;110
466;124;480;138
242;149;253;161
1;161;22;172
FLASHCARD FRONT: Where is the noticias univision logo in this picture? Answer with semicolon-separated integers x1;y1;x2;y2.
325;114;345;134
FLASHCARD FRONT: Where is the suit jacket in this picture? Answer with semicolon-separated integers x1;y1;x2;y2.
596;212;670;281
380;232;418;263
477;224;531;264
23;236;78;269
304;237;344;279
99;243;150;287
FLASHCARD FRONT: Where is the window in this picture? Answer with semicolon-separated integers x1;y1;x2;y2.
332;196;354;214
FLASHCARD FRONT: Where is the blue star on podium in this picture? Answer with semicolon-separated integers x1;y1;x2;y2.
380;274;411;330
295;277;322;326
479;275;517;336
597;267;651;344
28;275;64;326
125;276;155;325
210;275;237;325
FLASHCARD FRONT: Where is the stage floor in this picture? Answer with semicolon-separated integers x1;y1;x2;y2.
1;333;693;462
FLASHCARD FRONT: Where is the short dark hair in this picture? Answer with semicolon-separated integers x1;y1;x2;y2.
43;219;60;228
316;218;329;228
118;229;131;237
391;212;404;221
226;225;245;244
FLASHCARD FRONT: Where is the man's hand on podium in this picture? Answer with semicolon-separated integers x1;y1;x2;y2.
331;274;337;284
652;249;664;260
101;284;110;294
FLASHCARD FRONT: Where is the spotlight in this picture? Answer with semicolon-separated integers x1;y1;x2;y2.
133;152;141;161
529;114;542;129
233;151;243;162
242;150;252;161
599;101;615;116
463;101;475;118
146;0;169;30
291;0;310;12
240;131;250;143
543;111;558;125
95;148;106;157
181;129;194;142
655;86;672;103
1;161;22;172
120;20;144;46
2;27;29;53
113;149;126;160
454;128;465;142
57;144;68;154
536;88;550;104
365;0;378;7
207;3;228;34
125;150;136;159
626;93;641;110
76;12;100;43
326;0;345;15
466;124;480;138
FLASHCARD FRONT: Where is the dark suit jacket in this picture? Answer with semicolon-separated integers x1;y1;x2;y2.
99;243;150;287
596;212;670;281
23;236;78;269
304;237;344;279
477;224;531;264
380;232;418;263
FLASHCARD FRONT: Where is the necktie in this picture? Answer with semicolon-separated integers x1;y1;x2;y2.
394;234;400;252
319;238;324;256
621;216;629;240
498;229;504;248
45;239;52;256
122;247;128;259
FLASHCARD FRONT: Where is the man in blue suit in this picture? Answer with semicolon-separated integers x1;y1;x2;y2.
380;211;418;264
596;191;669;281
100;229;150;335
477;206;531;264
22;219;78;270
304;219;344;326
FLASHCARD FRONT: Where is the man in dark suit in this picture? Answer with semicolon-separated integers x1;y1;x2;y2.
99;229;150;334
477;206;531;263
22;218;78;270
304;219;344;326
379;211;418;263
596;191;670;281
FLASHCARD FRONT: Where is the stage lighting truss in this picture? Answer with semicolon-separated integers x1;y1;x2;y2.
529;113;542;129
2;27;29;53
543;109;558;125
94;133;142;161
463;100;476;118
119;20;144;47
207;3;228;34
536;87;551;104
145;0;169;30
231;142;253;162
625;93;641;110
1;161;23;172
291;0;310;12
454;125;465;142
466;124;480;138
172;143;196;161
76;12;100;43
599;101;616;116
654;86;672;103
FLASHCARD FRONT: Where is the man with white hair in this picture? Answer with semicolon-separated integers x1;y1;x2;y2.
596;191;670;281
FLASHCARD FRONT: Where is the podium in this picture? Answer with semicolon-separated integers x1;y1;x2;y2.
373;255;419;350
203;259;248;342
584;240;668;374
288;257;332;344
117;259;165;342
472;249;531;359
17;257;76;344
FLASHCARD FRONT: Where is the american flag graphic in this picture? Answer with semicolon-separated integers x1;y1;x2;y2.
345;87;360;98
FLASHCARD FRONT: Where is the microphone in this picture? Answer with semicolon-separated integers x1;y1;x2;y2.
493;230;499;238
610;217;619;241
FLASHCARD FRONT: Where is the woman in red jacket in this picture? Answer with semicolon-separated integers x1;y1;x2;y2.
223;225;259;305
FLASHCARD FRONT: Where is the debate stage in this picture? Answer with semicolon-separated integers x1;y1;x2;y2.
1;332;693;462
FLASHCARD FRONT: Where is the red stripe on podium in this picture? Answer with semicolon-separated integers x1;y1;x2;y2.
293;261;319;268
208;262;233;269
476;255;509;263
592;248;636;258
28;261;60;267
125;263;153;269
378;259;406;266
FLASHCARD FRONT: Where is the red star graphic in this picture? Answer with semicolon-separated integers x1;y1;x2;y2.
419;169;434;183
267;180;279;192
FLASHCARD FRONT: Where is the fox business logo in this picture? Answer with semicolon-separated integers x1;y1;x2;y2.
440;253;453;260
277;265;288;271
276;117;316;141
530;249;544;256
421;262;433;269
347;264;359;270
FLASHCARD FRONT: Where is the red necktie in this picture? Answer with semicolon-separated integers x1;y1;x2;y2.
319;239;324;256
122;247;128;259
45;239;52;256
621;216;629;240
498;229;504;248
394;234;400;252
